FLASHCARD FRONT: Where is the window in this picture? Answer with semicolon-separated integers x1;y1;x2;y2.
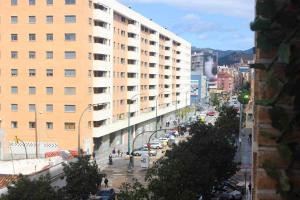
64;105;76;112
65;0;75;5
29;104;36;112
29;51;36;59
11;69;18;76
46;104;53;112
11;0;17;5
11;121;18;128
29;69;36;76
11;51;18;59
46;122;53;129
11;86;18;94
46;51;53;59
46;16;53;24
46;69;53;76
11;16;18;24
28;16;36;24
64;51;76;59
64;122;75;130
29;86;36;94
11;104;18;112
64;15;76;23
65;33;76;41
46;87;53;95
29;33;36;41
46;33;53;41
29;0;35;5
64;87;76;95
29;122;36;129
64;69;76;77
11;34;18;41
46;0;53;5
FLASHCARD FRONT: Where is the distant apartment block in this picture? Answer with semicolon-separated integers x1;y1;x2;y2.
0;0;191;159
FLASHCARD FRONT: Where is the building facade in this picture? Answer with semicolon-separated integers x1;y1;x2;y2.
0;0;191;160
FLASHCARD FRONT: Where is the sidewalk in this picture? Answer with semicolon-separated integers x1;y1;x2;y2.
101;149;165;190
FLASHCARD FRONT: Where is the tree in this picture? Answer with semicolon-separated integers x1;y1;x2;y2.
62;155;103;200
145;123;237;200
215;106;240;139
118;178;150;200
0;174;58;200
211;93;220;108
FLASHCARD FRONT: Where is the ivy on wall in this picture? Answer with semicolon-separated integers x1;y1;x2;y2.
250;0;300;198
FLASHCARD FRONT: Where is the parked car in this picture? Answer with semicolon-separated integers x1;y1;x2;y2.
132;147;157;156
206;111;216;116
158;137;169;146
144;142;163;149
212;186;242;200
96;188;116;200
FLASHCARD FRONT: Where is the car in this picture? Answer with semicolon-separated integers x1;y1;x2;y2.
144;142;163;149
132;147;157;156
212;186;242;200
95;188;116;200
206;111;216;116
158;137;169;146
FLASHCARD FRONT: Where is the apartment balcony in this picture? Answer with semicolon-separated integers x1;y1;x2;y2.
93;60;111;71
149;56;158;64
150;45;158;52
93;109;110;121
164;59;172;66
127;51;139;60
127;90;138;99
128;38;139;46
93;93;110;104
149;89;157;96
164;69;172;76
93;10;111;23
149;67;158;74
93;43;111;55
129;103;139;112
93;77;110;87
149;78;158;85
150;34;158;41
128;24;140;33
127;78;139;86
127;64;138;73
93;26;111;39
164;50;172;57
148;100;156;107
164;96;172;103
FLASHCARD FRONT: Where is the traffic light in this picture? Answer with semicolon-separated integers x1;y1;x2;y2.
238;90;250;105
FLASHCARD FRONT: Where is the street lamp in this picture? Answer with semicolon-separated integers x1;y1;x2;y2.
127;93;143;171
34;110;43;158
155;91;170;137
78;103;105;156
127;94;143;155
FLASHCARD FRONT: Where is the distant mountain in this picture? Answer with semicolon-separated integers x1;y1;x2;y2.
191;47;254;66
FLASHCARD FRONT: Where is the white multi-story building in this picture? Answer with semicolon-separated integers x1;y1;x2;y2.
0;0;191;160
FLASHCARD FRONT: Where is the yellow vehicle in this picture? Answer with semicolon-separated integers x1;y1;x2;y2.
199;114;206;123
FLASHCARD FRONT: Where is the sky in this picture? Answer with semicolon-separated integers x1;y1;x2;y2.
120;0;255;50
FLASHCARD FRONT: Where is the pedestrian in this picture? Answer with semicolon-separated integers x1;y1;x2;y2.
239;137;242;147
248;183;252;193
104;177;109;188
112;148;116;155
117;149;120;157
248;134;252;142
109;153;113;165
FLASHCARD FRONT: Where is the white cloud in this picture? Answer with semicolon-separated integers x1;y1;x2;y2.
173;14;234;35
121;0;255;19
